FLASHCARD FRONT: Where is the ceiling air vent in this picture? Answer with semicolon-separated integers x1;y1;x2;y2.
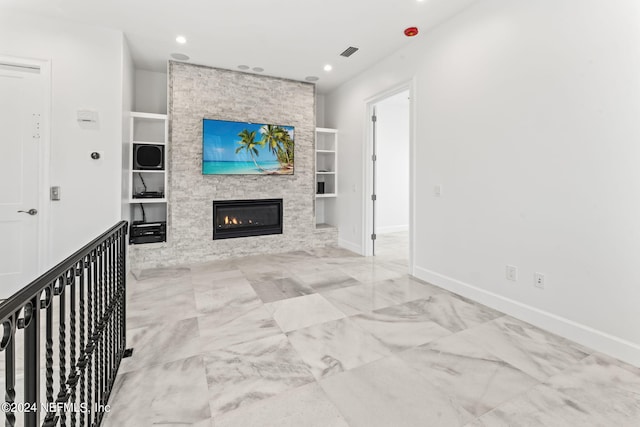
340;46;359;58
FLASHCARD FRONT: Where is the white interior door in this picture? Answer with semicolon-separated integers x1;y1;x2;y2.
0;63;44;298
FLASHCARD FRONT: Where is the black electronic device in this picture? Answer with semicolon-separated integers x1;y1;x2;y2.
133;191;164;199
130;221;166;244
134;144;164;170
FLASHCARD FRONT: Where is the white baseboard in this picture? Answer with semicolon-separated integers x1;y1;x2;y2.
414;266;640;368
377;225;409;234
338;238;363;255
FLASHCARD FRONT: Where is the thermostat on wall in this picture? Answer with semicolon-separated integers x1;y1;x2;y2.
77;110;98;123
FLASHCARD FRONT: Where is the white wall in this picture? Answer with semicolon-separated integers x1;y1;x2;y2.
326;0;640;366
376;91;409;234
316;94;326;128
121;38;135;224
135;69;167;114
0;11;126;267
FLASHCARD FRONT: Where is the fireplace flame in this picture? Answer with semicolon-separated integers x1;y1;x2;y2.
223;216;241;226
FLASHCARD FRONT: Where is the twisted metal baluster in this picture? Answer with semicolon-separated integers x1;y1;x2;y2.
103;239;111;405
5;320;16;427
78;256;87;427
109;238;116;388
101;240;110;421
23;295;41;427
97;244;103;422
68;263;80;427
95;246;102;427
87;251;95;427
44;285;56;426
101;239;112;422
58;273;69;427
104;239;111;399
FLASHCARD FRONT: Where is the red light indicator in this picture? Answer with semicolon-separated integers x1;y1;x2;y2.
404;27;419;37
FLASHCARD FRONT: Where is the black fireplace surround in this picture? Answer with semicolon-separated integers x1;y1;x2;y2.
212;199;283;239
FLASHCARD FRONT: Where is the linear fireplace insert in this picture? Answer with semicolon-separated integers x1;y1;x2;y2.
212;198;283;239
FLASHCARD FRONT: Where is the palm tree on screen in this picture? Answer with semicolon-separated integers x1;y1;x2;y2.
261;125;285;156
274;130;294;168
260;125;294;169
236;129;267;172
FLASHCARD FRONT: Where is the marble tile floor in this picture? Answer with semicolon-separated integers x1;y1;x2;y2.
101;233;640;426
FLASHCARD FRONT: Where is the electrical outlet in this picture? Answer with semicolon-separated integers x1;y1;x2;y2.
534;272;545;289
506;265;518;281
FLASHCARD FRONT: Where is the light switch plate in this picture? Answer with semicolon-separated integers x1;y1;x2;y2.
50;186;61;201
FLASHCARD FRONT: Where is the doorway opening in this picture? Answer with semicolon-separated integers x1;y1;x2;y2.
364;84;414;273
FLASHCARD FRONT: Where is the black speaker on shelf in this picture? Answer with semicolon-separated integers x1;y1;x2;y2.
134;144;164;170
317;182;325;194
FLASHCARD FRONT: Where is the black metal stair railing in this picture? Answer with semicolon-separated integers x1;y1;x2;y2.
0;221;128;427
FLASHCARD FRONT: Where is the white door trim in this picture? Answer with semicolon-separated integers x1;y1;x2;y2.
0;55;52;276
362;79;417;275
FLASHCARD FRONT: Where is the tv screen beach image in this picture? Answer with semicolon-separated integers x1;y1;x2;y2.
203;119;294;175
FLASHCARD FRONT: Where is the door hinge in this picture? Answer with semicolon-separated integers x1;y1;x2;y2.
371;115;377;122
32;113;41;140
372;154;377;161
371;194;377;201
371;233;377;240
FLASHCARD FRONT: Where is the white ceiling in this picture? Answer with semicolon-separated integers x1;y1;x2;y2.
1;0;477;93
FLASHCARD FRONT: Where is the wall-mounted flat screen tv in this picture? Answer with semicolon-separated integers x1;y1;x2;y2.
202;118;294;175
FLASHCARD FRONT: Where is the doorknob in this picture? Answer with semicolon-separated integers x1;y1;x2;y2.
17;209;38;216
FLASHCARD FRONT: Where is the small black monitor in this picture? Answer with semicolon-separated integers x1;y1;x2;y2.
134;144;164;170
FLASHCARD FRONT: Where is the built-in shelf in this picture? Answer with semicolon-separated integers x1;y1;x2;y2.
132;141;166;146
315;128;338;227
131;112;167;120
132;169;165;174
129;198;167;204
125;112;168;244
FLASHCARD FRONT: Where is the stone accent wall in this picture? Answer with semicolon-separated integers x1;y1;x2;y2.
129;62;335;270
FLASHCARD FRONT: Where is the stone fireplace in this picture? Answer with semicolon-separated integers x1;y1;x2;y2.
127;62;337;270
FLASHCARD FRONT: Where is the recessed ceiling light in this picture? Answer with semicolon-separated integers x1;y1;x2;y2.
238;65;250;70
170;53;190;61
305;76;319;82
252;67;264;72
176;35;187;44
324;64;333;72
